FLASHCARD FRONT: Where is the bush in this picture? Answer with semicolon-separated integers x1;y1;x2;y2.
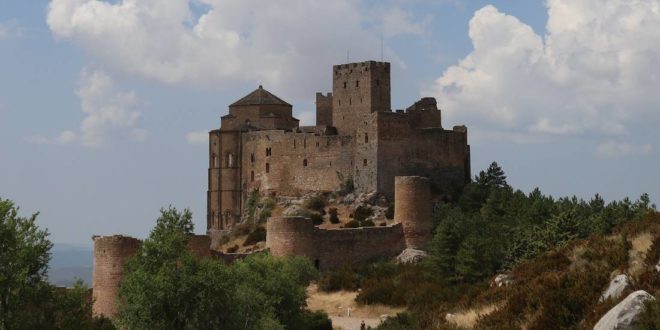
305;195;326;211
362;220;375;227
354;205;373;222
385;204;395;220
638;294;660;330
243;226;266;246
328;208;340;224
345;220;360;228
310;213;324;226
258;209;272;223
318;267;360;292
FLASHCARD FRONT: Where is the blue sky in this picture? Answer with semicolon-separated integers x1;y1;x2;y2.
1;0;659;244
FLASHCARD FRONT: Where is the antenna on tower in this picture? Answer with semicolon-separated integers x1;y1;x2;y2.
380;35;384;62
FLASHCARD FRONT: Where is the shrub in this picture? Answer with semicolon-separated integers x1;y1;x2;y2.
345;220;360;228
638;294;660;330
305;195;326;211
362;220;375;227
328;208;340;224
310;213;324;226
243;226;266;246
354;205;373;222
258;209;272;223
385;204;395;220
318;267;360;292
226;245;239;253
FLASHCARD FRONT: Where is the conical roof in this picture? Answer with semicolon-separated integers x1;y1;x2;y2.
229;85;291;107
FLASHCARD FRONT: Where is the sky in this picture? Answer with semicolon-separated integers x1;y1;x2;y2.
1;0;659;244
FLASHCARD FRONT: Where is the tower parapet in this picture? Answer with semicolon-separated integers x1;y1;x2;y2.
92;235;141;318
394;176;433;249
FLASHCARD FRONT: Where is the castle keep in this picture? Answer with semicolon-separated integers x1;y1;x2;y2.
207;61;471;237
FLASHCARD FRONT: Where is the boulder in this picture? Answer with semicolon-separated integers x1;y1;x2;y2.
599;274;631;302
655;259;660;273
283;205;304;216
492;273;515;287
396;248;428;264
594;290;655;330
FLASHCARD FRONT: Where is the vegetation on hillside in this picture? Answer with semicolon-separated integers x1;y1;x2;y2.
318;162;658;329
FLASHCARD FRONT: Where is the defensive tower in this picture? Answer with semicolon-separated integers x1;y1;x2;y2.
394;176;433;249
332;61;390;136
266;216;316;259
92;235;141;318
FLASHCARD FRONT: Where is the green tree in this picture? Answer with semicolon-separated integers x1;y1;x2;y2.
475;161;508;189
117;206;325;330
0;197;52;330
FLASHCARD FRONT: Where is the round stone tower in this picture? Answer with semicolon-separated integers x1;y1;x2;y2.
92;235;141;318
266;216;316;259
394;176;432;249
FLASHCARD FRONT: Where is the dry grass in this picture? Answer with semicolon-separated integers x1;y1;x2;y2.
306;284;404;319
629;232;653;276
446;303;500;329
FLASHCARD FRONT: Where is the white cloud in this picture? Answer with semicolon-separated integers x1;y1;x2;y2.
380;7;427;37
428;1;660;140
185;130;208;145
47;0;401;99
597;141;653;158
29;69;143;147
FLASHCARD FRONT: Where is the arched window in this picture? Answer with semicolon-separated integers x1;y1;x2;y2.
251;171;255;182
303;159;308;167
266;147;271;157
265;163;270;173
226;153;234;167
364;133;368;143
363;159;368;166
250;153;255;163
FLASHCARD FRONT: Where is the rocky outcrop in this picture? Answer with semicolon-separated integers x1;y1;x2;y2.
594;290;655;330
599;274;631;302
396;248;428;264
491;273;515;287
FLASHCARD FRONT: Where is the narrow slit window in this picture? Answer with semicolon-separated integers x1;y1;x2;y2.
363;159;368;166
251;171;255;182
365;133;368;143
303;159;308;167
265;163;270;173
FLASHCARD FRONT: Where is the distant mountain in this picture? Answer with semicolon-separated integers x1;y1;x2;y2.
48;243;93;287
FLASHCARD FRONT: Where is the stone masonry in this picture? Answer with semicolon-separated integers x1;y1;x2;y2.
207;60;470;239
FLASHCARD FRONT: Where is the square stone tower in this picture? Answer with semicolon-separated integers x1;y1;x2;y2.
332;61;391;137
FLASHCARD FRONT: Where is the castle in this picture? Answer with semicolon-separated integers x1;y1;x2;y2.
91;60;471;319
207;60;470;240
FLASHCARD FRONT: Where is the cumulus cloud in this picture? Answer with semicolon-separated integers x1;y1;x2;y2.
428;1;660;140
47;0;401;99
185;130;209;145
29;69;144;147
597;141;653;158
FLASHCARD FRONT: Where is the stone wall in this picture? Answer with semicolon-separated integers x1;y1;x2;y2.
376;112;470;198
241;130;355;197
266;216;405;271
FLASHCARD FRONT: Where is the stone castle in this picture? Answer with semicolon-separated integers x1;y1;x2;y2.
90;60;471;319
207;60;470;239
